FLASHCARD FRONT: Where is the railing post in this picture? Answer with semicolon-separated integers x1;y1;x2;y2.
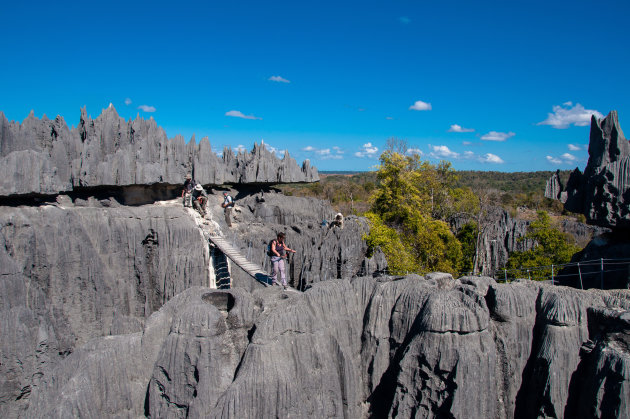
578;262;583;289
600;258;604;289
504;269;507;281
527;269;530;280
551;264;554;285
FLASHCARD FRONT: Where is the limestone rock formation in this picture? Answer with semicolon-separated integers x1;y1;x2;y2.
0;191;384;417
0;106;318;197
451;207;605;277
544;169;565;202
545;111;630;229
15;277;630;419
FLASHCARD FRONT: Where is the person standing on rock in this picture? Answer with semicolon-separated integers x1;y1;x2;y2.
270;232;296;289
221;191;235;227
192;184;208;217
182;173;195;207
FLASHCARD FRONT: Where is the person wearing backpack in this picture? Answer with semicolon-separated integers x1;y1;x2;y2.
268;232;296;289
192;184;208;217
221;191;235;227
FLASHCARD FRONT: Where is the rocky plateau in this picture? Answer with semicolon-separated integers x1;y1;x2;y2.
0;108;628;418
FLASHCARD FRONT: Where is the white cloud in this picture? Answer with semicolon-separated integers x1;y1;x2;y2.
462;141;473;146
429;145;459;159
407;148;422;156
399;16;411;24
234;144;247;153
137;105;156;112
546;152;582;165
225;110;262;120
303;145;344;159
481;131;515;142
448;124;474;133
355;142;379;158
481;153;504;164
268;75;290;83
463;151;475;159
409;100;432;111
124;98;132;105
385;116;394;120
538;103;603;129
568;143;583;151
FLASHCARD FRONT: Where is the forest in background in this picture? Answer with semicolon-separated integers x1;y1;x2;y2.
279;169;575;219
279;162;581;278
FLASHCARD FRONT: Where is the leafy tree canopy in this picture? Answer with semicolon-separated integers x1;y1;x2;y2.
507;210;581;280
365;150;475;274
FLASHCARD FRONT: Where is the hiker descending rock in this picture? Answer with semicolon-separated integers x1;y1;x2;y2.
192;184;208;217
268;232;296;288
221;191;235;227
182;173;195;207
329;212;344;229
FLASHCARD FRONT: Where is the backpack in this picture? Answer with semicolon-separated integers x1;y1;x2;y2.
267;240;277;257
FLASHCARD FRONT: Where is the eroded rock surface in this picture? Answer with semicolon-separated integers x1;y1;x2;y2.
0;191;384;418
16;277;630;419
0;106;318;197
451;207;605;277
545;111;630;230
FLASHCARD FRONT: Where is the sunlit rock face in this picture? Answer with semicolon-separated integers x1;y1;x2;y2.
0;106;318;197
546;110;630;230
13;276;630;419
544;111;630;289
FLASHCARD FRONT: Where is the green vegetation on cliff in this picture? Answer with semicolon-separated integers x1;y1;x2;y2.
280;161;581;278
506;211;581;280
363;151;477;275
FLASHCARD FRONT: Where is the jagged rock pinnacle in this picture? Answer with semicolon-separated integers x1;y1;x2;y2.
0;108;319;196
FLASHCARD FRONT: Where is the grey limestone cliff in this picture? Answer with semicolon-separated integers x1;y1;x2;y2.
451;207;605;277
0;106;318;197
16;275;630;419
544;111;630;289
545;111;630;230
0;190;385;418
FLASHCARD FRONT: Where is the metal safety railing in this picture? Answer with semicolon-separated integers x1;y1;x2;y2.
485;258;630;289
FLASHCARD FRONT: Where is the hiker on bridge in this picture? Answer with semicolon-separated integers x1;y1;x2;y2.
182;173;195;207
221;191;235;227
269;232;296;289
192;184;208;217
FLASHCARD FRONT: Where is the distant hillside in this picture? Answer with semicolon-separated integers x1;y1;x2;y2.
280;170;574;216
454;170;573;195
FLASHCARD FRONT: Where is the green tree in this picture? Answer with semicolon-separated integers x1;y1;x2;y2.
365;150;466;274
506;211;581;280
457;222;478;274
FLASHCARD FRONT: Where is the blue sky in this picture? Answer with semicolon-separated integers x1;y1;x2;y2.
1;0;629;172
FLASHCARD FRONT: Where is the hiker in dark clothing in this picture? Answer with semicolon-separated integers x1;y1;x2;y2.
192;184;208;217
182;173;195;207
269;232;296;288
329;213;344;229
221;191;235;227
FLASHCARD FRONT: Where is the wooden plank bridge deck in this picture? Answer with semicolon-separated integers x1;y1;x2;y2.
208;235;271;286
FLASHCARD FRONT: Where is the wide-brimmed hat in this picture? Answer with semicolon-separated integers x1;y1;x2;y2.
195;184;203;191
